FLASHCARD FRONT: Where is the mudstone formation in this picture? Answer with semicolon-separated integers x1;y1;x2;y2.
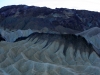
0;5;100;75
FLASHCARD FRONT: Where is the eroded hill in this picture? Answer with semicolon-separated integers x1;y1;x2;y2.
0;5;100;75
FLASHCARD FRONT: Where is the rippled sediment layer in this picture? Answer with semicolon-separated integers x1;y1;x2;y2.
0;33;99;75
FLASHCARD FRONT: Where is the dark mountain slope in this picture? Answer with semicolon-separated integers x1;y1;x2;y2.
0;5;100;31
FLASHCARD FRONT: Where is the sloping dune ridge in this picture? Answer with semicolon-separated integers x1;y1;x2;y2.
0;5;100;75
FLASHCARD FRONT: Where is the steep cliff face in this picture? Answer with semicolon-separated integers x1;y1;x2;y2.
0;5;100;75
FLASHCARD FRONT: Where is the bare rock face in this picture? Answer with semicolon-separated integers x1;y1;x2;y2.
0;29;33;42
77;27;100;54
0;5;100;75
0;33;99;75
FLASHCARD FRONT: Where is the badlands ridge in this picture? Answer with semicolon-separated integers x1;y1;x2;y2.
0;5;100;75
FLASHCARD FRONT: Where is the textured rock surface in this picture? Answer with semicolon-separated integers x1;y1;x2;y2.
0;5;100;75
77;27;100;54
0;29;33;42
0;33;100;75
